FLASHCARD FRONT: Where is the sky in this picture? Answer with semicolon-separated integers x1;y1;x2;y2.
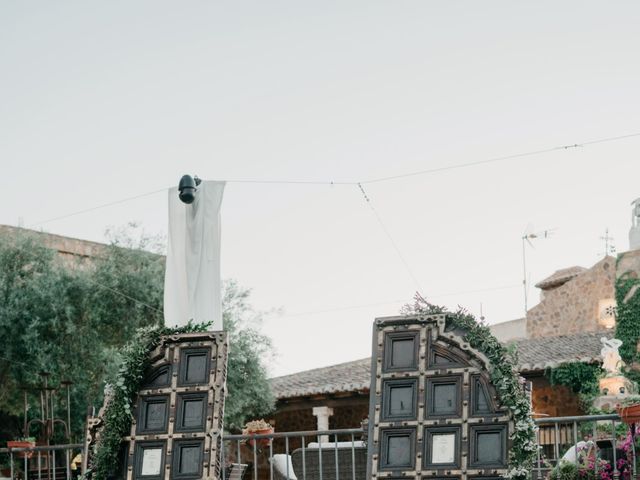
1;1;640;377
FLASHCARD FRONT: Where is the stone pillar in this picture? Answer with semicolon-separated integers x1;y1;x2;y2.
312;406;334;443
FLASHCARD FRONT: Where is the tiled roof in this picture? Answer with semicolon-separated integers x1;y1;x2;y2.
270;358;371;400
514;330;613;372
269;330;613;399
535;266;587;289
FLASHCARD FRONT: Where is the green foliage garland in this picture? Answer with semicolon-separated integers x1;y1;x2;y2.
615;268;640;381
404;298;537;480
87;322;211;480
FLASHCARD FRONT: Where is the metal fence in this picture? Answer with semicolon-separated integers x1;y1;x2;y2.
0;444;83;480
534;413;634;479
1;414;637;480
221;428;366;480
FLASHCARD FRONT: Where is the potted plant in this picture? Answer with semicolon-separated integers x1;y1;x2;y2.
242;419;274;448
6;437;36;458
616;396;640;425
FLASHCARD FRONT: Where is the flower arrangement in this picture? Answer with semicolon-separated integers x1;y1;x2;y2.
548;435;633;480
243;419;274;447
242;419;273;434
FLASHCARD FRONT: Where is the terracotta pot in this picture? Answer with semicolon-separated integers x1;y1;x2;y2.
7;440;35;458
617;403;640;425
247;428;274;448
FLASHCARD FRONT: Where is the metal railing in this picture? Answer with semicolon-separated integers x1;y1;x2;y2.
534;413;634;480
0;444;83;480
221;428;366;480
1;414;636;480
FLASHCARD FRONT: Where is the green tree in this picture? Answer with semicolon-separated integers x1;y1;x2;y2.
0;226;273;441
222;279;275;431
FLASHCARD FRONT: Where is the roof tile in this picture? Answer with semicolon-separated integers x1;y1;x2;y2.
269;330;612;399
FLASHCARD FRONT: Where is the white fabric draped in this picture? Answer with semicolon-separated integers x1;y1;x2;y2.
164;181;225;329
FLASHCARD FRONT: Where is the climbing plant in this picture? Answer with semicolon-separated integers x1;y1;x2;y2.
615;269;640;380
545;362;602;409
87;322;212;480
403;297;538;480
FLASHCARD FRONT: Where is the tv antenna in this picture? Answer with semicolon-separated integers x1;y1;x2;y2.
521;226;555;316
599;228;616;257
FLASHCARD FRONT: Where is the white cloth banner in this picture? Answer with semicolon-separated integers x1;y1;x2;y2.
164;181;225;329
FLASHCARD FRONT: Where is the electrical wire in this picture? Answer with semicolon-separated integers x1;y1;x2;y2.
357;182;425;295
14;130;640;316
28;187;167;228
85;278;164;315
22;131;640;227
361;131;640;184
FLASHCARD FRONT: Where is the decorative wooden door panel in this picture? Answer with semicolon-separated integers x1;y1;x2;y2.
125;332;228;480
367;315;513;480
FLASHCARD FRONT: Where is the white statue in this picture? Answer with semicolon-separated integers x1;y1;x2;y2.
600;337;624;375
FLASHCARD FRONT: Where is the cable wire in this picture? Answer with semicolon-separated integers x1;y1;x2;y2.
28;187;167;228
361;131;640;184
20;130;640;227
357;182;425;295
85;277;164;315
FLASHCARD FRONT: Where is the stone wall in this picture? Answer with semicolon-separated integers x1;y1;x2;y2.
0;224;107;267
526;256;615;338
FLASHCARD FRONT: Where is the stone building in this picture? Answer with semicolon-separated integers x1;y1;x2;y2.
269;246;640;431
526;257;617;338
0;224;108;266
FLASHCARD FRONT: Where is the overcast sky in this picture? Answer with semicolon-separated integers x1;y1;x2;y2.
1;1;640;377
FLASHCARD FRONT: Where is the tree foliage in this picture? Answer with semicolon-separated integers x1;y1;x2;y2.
0;226;273;441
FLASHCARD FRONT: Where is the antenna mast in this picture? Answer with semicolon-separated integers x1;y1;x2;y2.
599;228;616;257
521;228;554;316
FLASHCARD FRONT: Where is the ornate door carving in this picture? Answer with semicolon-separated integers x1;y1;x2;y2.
125;332;228;480
367;315;513;480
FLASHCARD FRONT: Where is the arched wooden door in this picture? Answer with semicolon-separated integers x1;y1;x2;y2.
124;332;228;480
367;315;513;480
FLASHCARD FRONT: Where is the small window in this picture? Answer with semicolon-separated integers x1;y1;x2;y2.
137;396;170;434
470;425;507;468
426;376;461;418
379;428;416;470
383;332;419;372
178;348;211;386
382;379;418;421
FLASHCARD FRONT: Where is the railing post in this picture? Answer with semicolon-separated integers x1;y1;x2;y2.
301;435;306;480
221;437;226;480
612;419;619;480
334;434;339;480
318;434;323;480
269;438;274;480
252;440;258;480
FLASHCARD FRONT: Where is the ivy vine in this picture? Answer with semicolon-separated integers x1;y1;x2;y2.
86;321;212;480
404;297;538;480
545;362;602;410
615;268;640;383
